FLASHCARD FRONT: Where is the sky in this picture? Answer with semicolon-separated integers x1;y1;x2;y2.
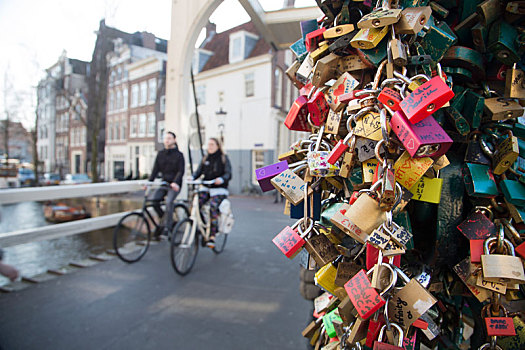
0;0;315;130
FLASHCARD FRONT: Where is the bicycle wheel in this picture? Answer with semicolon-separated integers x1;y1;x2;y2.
171;203;190;231
212;233;228;254
113;212;151;263
170;218;198;275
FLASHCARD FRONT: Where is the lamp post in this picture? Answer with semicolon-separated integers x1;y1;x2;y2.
215;107;227;145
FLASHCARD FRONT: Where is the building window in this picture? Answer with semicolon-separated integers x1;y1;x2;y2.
123;87;128;109
109;90;114;111
196;85;206;105
131;84;139;107
121;117;126;140
252;150;265;185
148;78;156;103
147;113;156;137
230;36;243;63
157;120;165;143
130;115;137;137
138;113;146;137
274;68;283;108
116;90;122;110
108;122;113;141
160;95;166;114
245;73;254;97
140;81;147;106
115;120;120;140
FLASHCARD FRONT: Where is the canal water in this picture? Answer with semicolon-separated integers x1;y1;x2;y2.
0;195;142;286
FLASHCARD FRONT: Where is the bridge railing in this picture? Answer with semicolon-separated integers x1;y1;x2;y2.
0;181;147;248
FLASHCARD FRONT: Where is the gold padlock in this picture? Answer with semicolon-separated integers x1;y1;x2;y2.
323;24;355;39
350;26;389;50
311;53;339;87
357;8;402;29
394;6;431;35
336;55;369;74
285;60;304;88
492;131;519;175
505;64;525;99
483;97;523;120
343;192;387;241
304;225;340;266
481;236;525;284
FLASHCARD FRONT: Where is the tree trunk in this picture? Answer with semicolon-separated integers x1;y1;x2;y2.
91;110;99;182
32;109;39;185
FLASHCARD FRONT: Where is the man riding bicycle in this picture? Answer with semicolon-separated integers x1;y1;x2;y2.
148;131;185;238
191;138;232;248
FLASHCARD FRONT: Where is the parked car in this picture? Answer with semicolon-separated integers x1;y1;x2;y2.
41;173;61;186
61;173;92;185
18;167;36;187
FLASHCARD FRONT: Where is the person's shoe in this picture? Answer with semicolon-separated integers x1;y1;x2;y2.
206;240;215;249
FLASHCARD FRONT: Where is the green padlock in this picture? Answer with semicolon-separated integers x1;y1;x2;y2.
445;106;470;136
462;163;498;198
497;315;525;349
500;179;525;207
463;90;484;129
420;21;458;62
487;20;520;65
471;23;488;53
322;308;343;338
320;202;344;228
358;36;388;67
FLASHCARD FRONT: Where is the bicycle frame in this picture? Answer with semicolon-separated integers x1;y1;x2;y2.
179;185;212;248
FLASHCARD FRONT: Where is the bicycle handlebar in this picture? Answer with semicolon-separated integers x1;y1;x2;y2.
143;181;170;187
186;179;216;185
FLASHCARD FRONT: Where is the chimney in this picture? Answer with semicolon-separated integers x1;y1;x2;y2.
205;21;216;40
141;31;156;50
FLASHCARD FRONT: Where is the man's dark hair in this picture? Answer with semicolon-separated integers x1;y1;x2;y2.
167;131;176;138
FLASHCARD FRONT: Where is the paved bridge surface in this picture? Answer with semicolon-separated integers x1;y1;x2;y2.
0;196;311;350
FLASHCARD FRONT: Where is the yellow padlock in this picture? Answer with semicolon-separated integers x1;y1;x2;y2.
350;26;389;50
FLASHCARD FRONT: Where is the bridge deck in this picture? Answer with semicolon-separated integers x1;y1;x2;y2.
0;196;311;350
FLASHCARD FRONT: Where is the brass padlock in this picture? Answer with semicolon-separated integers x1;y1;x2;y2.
394;6;431;34
483;97;523;121
505;64;525;99
481;235;525;284
343;191;387;243
373;323;404;349
357;8;402;29
492;131;519;175
350;26;389;50
304;225;340;266
311;53;338;87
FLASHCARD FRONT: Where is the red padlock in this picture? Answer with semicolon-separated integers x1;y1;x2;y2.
305;28;326;52
485;317;516;337
307;90;330;126
344;269;386;320
399;76;454;124
272;220;309;258
285;96;310;132
390;110;452;159
366;313;385;348
328;133;353;165
378;88;403;111
470;239;484;263
516;241;525;259
366;243;401;270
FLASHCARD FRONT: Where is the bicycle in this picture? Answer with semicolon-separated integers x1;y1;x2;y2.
113;181;189;263
170;179;234;275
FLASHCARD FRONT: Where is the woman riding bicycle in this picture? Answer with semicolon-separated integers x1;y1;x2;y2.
191;138;232;248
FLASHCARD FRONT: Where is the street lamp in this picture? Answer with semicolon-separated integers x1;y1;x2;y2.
215;107;227;145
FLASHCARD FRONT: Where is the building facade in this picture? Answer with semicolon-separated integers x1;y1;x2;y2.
104;39;167;181
191;21;302;194
36;52;89;175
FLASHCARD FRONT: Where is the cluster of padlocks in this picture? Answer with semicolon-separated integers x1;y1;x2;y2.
255;0;525;349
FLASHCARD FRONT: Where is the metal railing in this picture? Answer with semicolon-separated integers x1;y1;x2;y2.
0;180;146;247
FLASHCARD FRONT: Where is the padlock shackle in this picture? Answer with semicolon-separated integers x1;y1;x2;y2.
484;235;515;256
377;323;404;347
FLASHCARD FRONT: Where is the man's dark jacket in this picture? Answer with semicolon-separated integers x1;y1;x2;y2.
148;146;185;186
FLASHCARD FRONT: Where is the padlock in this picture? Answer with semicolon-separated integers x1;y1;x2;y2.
353;110;384;141
442;46;486;82
350;26;389;50
389;37;407;67
454;258;491;303
462;163;498;198
357;8;402;29
323;308;344;338
285;95;310;132
378;88;402;111
297;53;315;82
285;60;305;89
463;90;484;129
358;36;388;67
477;0;502;26
492;132;519;175
483;305;517;337
271;168;308;205
393;151;434;190
475;272;507;294
445;106;470;136
304;226;340;266
255;160;289;192
483;97;523;121
343;191;387;242
290;38;307;59
487;20;520;65
366;312;385;349
308;150;340;177
373;323;404;350
272;218;312;259
336;55;369;74
409;176;443;204
472;23;488;53
367;225;391;250
419;22;458;62
390;110;453;158
335;259;361;287
366;242;402;269
308;89;330;126
311;53;339;87
325;110;344;135
305;28;326;52
311;42;330;63
300;19;318;41
315;262;347;299
388;267;437;329
356;137;380;162
324;24;355;39
505;64;525;99
325;72;360;112
464;132;491;165
330;203;370;244
344;269;388;320
394;6;431;34
457;207;496;240
500;179;525;206
481;235;525;284
328;132;353;165
338;146;357;179
398;76;455;124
